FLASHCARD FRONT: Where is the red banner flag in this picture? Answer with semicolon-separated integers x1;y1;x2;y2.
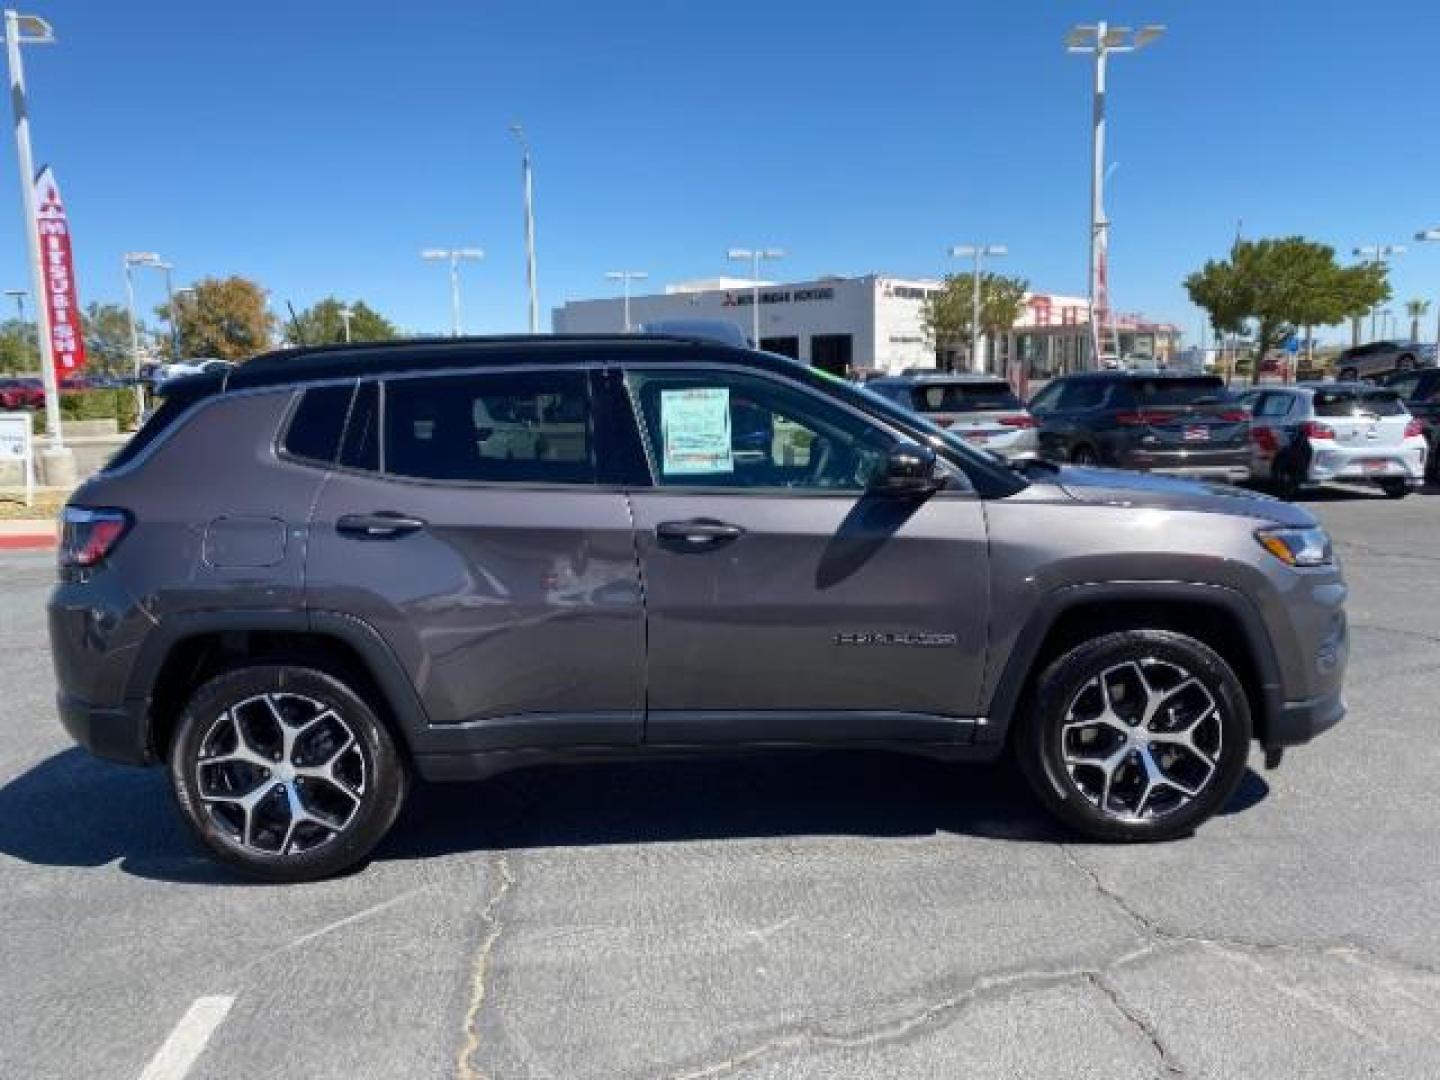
33;165;87;375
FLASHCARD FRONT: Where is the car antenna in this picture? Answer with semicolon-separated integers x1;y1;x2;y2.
286;301;307;346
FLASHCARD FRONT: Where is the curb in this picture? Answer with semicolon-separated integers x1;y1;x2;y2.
0;520;57;551
0;535;55;551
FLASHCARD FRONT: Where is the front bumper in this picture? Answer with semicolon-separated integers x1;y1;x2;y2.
56;693;152;765
1265;690;1346;749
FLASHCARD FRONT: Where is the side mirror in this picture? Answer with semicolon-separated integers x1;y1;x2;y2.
870;441;944;497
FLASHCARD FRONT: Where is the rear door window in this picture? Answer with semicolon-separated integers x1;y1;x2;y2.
1311;389;1406;418
383;369;595;484
1257;393;1294;418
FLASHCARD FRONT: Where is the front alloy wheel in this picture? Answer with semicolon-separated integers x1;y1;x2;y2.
1060;659;1222;821
1017;630;1251;841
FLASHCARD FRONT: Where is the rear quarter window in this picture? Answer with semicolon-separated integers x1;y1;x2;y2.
282;382;356;465
912;382;1022;412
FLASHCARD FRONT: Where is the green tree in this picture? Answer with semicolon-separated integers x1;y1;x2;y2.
1405;298;1431;343
921;272;1029;367
158;275;276;362
81;302;141;376
1185;238;1389;375
291;297;397;345
0;319;37;374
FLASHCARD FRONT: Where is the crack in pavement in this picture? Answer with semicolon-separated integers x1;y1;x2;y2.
1084;971;1189;1078
662;954;1164;1080
456;850;517;1080
1058;845;1440;980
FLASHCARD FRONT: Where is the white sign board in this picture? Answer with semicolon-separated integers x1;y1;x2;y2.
660;387;733;476
0;412;34;507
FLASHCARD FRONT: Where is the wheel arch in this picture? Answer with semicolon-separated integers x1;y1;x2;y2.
127;610;430;762
983;582;1284;750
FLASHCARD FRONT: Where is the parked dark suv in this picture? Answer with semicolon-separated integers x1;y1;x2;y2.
1029;371;1251;480
1383;366;1440;480
50;337;1348;881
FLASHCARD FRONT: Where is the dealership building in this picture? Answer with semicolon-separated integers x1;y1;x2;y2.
553;274;1179;379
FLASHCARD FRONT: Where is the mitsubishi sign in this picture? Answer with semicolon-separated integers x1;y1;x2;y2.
33;165;87;375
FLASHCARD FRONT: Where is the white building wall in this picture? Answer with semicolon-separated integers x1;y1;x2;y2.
553;273;941;375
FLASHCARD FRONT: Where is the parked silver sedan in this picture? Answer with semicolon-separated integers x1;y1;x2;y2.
1332;341;1427;382
863;373;1039;459
1241;383;1428;499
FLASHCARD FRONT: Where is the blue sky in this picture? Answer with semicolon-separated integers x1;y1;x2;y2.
2;0;1439;344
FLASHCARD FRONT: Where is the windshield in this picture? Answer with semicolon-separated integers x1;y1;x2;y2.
909;381;1023;413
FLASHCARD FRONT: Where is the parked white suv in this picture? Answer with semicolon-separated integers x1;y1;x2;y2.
1241;383;1427;499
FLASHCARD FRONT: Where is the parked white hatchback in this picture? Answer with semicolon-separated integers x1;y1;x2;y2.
1241;383;1428;499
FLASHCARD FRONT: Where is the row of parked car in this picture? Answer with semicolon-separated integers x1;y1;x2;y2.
0;373;138;410
864;367;1437;500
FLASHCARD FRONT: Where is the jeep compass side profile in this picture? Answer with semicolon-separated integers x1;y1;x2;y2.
49;337;1348;881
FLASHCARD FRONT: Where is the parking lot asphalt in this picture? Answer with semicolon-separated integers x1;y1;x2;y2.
2;485;1439;1080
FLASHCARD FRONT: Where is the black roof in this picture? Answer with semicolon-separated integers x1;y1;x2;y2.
163;334;770;398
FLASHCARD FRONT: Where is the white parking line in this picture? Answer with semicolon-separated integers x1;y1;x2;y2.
138;996;234;1080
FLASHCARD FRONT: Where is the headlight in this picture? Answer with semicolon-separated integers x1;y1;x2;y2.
1255;525;1333;568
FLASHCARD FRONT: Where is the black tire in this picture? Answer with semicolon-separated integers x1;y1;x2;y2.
1337;367;1358;383
1379;478;1409;499
1271;455;1303;500
169;665;408;883
1014;630;1252;842
1070;444;1099;466
1397;355;1416;373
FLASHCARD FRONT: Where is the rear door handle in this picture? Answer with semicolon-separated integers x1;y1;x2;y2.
655;519;744;549
336;512;427;539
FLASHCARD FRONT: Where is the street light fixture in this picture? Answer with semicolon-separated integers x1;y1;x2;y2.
726;247;785;346
1066;20;1164;368
510;124;539;333
1352;244;1405;341
949;244;1008;374
604;270;649;332
421;247;484;336
3;287;25;325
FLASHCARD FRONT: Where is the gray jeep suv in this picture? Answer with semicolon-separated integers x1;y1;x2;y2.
49;337;1349;881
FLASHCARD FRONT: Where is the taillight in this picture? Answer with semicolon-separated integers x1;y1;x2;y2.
60;507;131;568
1252;427;1279;452
1218;409;1250;423
1114;411;1148;426
1405;418;1425;439
997;414;1036;428
1301;421;1335;440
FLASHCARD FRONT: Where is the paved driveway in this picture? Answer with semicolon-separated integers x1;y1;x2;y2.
1;488;1437;1079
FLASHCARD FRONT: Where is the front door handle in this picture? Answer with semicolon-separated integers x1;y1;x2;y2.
337;512;427;539
655;519;744;550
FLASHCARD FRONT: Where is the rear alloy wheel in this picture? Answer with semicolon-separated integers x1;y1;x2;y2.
1379;478;1410;500
1016;630;1251;841
170;665;407;882
1338;367;1358;383
1070;445;1098;466
1398;355;1417;373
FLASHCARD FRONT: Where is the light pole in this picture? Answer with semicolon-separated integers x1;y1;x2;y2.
3;287;24;326
1065;21;1164;369
5;9;66;454
1353;244;1404;341
1414;228;1440;362
726;247;785;346
339;304;353;343
123;252;174;415
421;247;484;336
604;270;648;332
948;244;1008;373
510;124;539;333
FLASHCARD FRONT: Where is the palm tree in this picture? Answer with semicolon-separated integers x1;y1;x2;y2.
1405;298;1431;343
